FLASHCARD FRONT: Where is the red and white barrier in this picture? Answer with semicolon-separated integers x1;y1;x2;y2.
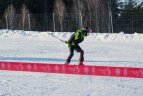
0;61;143;78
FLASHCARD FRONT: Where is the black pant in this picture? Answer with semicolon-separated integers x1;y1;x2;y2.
66;45;84;63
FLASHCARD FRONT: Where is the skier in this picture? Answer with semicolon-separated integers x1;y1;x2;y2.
65;27;90;65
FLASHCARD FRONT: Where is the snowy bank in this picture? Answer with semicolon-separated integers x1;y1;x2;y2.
0;29;143;42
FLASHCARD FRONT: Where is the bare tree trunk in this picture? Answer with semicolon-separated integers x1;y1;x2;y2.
73;0;83;28
20;4;30;30
54;0;65;32
4;4;16;30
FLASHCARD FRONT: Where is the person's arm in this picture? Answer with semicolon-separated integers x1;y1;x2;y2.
68;33;75;44
64;33;75;47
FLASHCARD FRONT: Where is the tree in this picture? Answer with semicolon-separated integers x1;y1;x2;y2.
4;4;16;29
109;0;121;33
20;4;31;30
54;0;65;31
118;0;143;33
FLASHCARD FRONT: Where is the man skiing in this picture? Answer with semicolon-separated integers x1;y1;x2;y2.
65;27;90;65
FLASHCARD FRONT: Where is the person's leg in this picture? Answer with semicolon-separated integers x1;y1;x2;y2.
65;46;74;64
75;45;84;65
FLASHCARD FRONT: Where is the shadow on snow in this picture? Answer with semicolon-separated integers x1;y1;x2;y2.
0;57;143;64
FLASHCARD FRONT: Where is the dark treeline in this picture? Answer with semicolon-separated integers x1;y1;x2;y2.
112;0;143;33
0;0;54;14
0;0;143;33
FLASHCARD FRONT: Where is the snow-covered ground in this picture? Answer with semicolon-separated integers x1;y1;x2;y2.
0;29;143;96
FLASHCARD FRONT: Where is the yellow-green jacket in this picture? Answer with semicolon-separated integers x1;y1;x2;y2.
67;29;87;46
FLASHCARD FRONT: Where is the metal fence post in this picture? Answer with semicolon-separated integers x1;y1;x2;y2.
53;13;56;32
28;14;31;30
5;13;9;29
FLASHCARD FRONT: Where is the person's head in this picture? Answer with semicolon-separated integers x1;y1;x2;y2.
82;26;90;36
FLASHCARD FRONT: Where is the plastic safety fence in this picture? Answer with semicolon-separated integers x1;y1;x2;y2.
0;61;143;78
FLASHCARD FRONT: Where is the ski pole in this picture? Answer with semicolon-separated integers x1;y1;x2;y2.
48;32;65;43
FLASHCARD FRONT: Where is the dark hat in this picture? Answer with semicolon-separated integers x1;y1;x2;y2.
82;26;90;33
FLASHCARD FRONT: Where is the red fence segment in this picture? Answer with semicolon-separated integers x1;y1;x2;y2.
0;61;143;78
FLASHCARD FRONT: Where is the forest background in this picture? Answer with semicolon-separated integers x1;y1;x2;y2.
0;0;143;33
